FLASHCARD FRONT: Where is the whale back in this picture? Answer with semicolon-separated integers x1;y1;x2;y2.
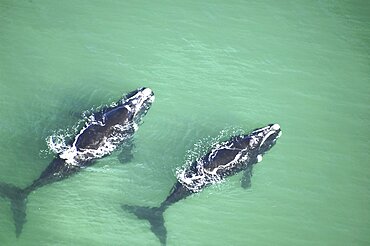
74;106;134;151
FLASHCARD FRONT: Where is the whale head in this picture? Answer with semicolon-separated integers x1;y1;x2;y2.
121;87;155;124
244;123;282;163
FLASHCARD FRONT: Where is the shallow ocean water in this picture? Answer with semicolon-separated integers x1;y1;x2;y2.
0;1;369;245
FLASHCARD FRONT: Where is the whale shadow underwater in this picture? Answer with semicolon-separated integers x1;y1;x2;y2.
0;87;155;237
123;123;282;245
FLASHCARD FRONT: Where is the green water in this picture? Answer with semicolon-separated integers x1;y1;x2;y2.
1;0;369;245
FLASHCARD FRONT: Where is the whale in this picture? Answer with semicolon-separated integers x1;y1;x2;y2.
0;87;155;237
123;123;282;245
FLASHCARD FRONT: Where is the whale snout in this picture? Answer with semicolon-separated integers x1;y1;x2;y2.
257;123;282;152
247;123;282;156
142;87;154;98
122;87;155;121
271;123;280;131
134;87;155;104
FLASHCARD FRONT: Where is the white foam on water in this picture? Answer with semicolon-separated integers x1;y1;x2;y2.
46;130;74;155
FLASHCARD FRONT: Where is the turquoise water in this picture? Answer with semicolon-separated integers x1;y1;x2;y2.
1;0;369;245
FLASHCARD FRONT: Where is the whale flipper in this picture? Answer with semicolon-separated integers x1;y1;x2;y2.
117;139;135;164
0;183;28;237
122;205;167;245
241;165;253;189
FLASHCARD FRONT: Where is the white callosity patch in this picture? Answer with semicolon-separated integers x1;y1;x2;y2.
125;88;155;119
259;130;276;148
251;124;281;148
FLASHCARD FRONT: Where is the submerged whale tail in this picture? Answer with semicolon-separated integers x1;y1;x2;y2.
122;205;167;245
0;182;28;237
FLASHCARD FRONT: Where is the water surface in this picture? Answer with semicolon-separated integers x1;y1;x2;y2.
0;1;369;245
